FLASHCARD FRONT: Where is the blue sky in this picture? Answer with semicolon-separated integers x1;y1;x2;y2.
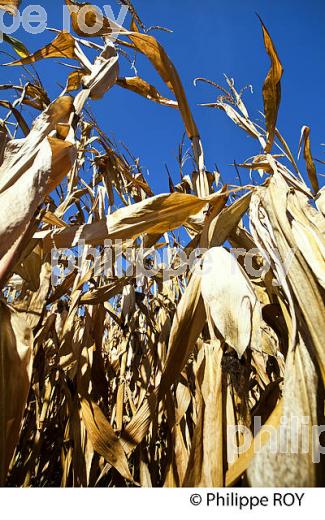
1;0;324;195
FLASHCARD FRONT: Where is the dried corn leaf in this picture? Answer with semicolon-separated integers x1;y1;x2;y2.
251;172;325;382
183;341;223;486
298;126;319;194
65;0;118;38
5;32;77;66
40;192;219;249
203;191;252;248
201;247;262;357
160;265;206;395
0;302;33;484
80;398;133;481
226;400;283;486
117;77;178;108
0;97;75;259
259;17;283;153
66;69;88;92
81;43;118;99
129;31;199;139
248;336;318;486
316;186;325;216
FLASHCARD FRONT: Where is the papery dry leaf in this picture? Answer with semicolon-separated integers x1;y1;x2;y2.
13;256;51;329
0;100;29;136
251;172;325;382
248;336;318;486
40;192;221;250
183;341;223;486
298;126;319;194
117;77;178;108
65;0;118;37
81;43;118;99
1;2;324;490
0;96;76;259
121;389;158;455
203;191;252;248
201;247;262;357
128;31;199;139
0;123;8;166
160;265;206;396
66;69;88;92
5;31;77;66
80;398;133;481
290;209;325;289
0;301;33;484
226;400;283;486
316;186;325;216
203;101;265;146
80;278;129;304
259;17;283;153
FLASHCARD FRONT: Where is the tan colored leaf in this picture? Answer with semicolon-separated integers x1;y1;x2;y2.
65;0;118;38
80;398;133;482
250;172;325;383
202;191;252;248
316;185;325;216
117;77;178;108
259;17;283;153
81;43;118;99
160;265;206;395
298;126;319;194
5;31;77;66
40;192;223;250
0;96;76;259
248;336;318;486
183;341;223;486
201;247;262;357
128;31;199;139
0;301;33;484
66;69;88;92
226;400;283;486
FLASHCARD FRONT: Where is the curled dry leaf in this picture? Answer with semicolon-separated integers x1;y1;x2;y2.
259;16;283;153
128;31;198;140
74;43;119;111
0;3;323;489
116;77;178;108
298;126;319;194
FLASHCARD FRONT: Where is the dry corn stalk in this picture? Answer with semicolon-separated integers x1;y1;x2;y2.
0;1;324;488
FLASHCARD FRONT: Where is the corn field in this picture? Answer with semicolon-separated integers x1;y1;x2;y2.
0;0;324;488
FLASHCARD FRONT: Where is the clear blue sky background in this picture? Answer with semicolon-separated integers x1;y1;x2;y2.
1;0;324;195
